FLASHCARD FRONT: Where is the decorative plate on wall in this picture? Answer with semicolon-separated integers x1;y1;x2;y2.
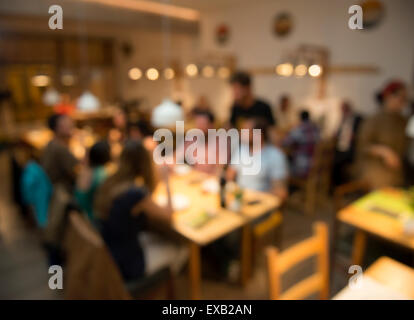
215;24;230;46
273;12;293;38
360;0;385;29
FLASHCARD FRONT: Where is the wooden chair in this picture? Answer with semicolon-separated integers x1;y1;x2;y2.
331;180;370;277
250;210;283;273
64;211;174;299
289;140;335;215
266;222;329;300
64;211;131;299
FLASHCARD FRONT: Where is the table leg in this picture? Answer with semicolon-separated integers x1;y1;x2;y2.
189;241;201;300
352;230;367;267
241;224;252;286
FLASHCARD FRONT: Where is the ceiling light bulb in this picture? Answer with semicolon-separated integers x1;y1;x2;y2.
186;64;198;77
276;63;293;77
295;64;308;77
218;67;230;79
309;64;322;77
164;68;175;80
31;75;50;87
129;67;143;80
146;68;159;81
202;65;215;78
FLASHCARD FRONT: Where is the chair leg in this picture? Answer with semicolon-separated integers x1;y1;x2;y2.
330;216;340;283
274;223;283;249
166;270;175;299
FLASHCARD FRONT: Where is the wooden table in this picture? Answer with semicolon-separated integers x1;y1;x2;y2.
153;170;280;299
366;257;414;299
337;189;414;266
334;256;414;299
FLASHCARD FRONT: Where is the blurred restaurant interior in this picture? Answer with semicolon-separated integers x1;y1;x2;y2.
0;0;414;300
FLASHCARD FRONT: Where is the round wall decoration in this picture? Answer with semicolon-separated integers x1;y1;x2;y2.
215;24;230;46
360;0;385;29
273;12;293;38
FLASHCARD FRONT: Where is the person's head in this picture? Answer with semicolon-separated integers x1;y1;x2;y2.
341;101;353;117
94;140;155;219
376;81;407;113
195;95;210;111
280;94;290;112
193;110;215;134
48;113;74;140
117;140;155;190
113;108;127;130
300;110;310;123
241;117;268;145
89;140;111;168
128;120;154;141
230;71;252;104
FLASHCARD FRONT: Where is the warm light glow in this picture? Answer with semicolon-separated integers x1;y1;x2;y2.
186;64;198;77
164;68;175;80
218;67;231;79
202;65;215;78
81;0;200;21
128;67;143;80
146;68;159;81
309;64;323;77
276;63;293;77
61;74;76;86
31;75;50;87
295;64;308;77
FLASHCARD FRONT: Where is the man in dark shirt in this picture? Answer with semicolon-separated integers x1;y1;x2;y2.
228;71;275;129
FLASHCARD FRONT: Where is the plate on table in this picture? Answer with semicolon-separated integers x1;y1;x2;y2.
155;194;190;211
201;178;219;193
174;165;192;176
182;209;217;229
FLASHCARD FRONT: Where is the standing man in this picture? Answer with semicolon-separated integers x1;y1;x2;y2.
332;101;363;186
228;71;275;129
42;113;78;193
275;94;297;133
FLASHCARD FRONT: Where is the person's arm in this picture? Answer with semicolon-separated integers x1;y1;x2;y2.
228;106;237;128
132;196;172;224
268;148;289;202
132;164;173;224
357;119;401;169
59;145;79;185
270;180;288;202
226;166;237;182
264;103;276;127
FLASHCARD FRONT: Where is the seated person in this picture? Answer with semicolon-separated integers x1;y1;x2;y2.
94;140;187;281
179;110;229;175
41;113;78;193
282;110;320;179
75;140;112;221
127;119;157;151
227;117;289;201
189;95;212;118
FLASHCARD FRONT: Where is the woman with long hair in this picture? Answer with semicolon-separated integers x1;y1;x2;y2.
94;140;186;281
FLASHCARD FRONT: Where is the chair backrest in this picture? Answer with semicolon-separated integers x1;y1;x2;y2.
266;222;329;300
310;139;335;176
63;211;131;300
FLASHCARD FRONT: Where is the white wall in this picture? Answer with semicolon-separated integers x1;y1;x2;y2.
199;0;414;132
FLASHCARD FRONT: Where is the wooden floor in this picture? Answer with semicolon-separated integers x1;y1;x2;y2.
0;150;350;299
